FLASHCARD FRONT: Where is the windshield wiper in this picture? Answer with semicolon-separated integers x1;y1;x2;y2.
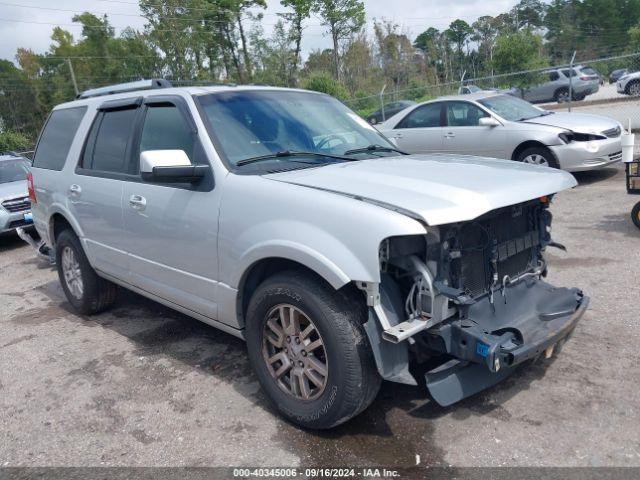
343;144;408;156
236;150;352;166
517;111;554;122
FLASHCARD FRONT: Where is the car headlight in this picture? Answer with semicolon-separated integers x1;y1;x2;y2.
559;132;606;144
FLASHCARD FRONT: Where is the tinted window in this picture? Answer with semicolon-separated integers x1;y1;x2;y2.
397;103;441;129
582;67;597;75
33;107;87;171
85;108;137;173
139;105;194;161
445;102;488;127
561;69;578;78
548;71;560;81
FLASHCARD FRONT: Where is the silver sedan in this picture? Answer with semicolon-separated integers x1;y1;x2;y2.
378;93;623;171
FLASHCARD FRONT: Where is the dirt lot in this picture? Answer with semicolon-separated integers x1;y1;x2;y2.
1;165;639;468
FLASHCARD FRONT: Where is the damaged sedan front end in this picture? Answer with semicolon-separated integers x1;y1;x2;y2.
363;196;588;406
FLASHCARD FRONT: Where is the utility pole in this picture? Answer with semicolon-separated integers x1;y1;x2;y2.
568;50;576;113
380;84;387;122
67;58;79;97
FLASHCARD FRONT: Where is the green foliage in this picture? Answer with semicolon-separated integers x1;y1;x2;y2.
492;30;547;94
301;74;349;100
0;130;31;153
4;0;640;132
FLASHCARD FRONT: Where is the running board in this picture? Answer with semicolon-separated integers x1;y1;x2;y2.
16;227;54;264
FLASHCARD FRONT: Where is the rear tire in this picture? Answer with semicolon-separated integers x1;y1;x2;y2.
516;146;560;169
245;270;381;429
632;202;640;230
55;229;117;315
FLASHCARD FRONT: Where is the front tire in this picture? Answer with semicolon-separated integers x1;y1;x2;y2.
245;271;381;429
627;80;640;97
516;146;560;169
55;229;117;315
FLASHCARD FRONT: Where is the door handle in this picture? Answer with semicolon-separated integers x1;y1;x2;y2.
444;132;456;139
394;133;403;139
129;195;147;211
68;184;82;197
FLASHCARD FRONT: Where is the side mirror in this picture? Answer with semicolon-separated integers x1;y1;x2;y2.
479;117;501;127
140;150;208;183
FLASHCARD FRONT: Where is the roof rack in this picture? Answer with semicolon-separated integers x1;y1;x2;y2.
77;78;173;99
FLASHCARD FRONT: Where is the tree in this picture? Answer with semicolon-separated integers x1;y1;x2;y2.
513;0;546;30
492;30;547;96
0;130;31;153
445;19;473;79
280;0;314;84
313;0;366;80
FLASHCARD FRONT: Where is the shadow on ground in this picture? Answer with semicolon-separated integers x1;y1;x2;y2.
572;166;620;186
9;279;562;467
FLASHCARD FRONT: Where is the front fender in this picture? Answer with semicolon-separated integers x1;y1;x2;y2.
219;174;427;291
231;239;355;290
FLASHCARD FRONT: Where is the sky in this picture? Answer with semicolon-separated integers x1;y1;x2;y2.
0;0;519;63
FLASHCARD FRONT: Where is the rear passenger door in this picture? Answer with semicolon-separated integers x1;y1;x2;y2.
70;98;141;279
388;102;444;154
120;96;220;319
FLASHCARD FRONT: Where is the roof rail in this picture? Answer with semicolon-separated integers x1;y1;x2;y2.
77;78;173;99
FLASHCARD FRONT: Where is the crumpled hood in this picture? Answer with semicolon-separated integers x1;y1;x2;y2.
0;180;28;202
265;155;577;226
523;112;619;135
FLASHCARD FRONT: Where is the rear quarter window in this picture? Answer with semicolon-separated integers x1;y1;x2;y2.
33;106;87;171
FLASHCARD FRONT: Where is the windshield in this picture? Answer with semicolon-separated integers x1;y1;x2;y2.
0;159;29;184
196;90;396;167
478;94;546;122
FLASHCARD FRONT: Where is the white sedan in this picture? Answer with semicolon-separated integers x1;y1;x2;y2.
377;92;623;171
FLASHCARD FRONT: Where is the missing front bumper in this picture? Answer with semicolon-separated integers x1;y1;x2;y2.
424;278;588;406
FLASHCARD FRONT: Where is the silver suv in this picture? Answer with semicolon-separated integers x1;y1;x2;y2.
511;66;600;104
30;80;588;429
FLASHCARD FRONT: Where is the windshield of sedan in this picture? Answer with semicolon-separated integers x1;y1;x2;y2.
196;90;396;167
478;94;547;122
0;159;29;184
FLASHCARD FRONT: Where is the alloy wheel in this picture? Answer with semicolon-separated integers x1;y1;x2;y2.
61;246;83;300
261;304;328;401
629;82;640;96
522;154;550;166
557;91;570;103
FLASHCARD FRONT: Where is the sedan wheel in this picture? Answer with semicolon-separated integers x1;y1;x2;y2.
629;82;640;97
262;304;328;401
522;153;550;167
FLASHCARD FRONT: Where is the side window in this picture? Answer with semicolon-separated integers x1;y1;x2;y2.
548;71;560;81
560;69;577;78
83;108;137;173
396;103;442;129
138;104;194;161
445;102;488;127
33;107;87;171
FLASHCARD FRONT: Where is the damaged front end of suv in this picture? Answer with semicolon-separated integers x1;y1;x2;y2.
362;196;588;406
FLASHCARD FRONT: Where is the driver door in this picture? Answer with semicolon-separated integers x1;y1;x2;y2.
120;96;221;320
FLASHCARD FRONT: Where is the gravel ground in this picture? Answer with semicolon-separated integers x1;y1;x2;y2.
0;165;639;468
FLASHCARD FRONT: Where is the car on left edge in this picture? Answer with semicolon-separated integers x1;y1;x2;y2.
0;153;33;236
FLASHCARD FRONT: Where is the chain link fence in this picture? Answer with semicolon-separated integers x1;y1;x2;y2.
345;52;640;133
